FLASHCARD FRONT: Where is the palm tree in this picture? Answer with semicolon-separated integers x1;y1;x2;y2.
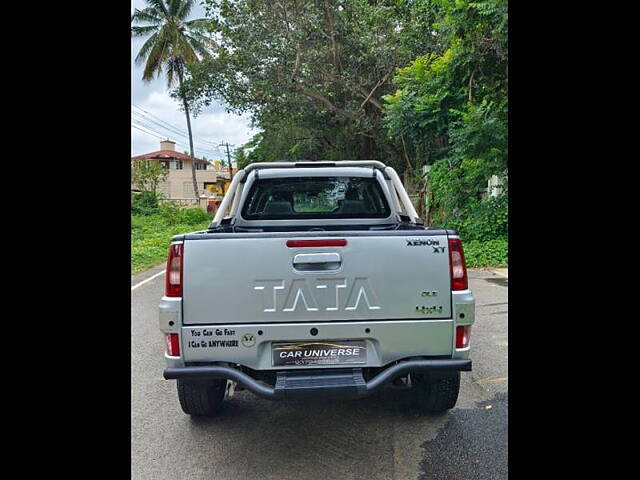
131;0;211;199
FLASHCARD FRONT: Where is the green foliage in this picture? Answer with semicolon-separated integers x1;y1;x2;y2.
168;0;507;260
131;160;168;195
131;205;211;274
131;191;160;216
131;0;213;88
384;0;507;245
439;195;507;242
463;238;508;268
427;103;507;239
183;0;449;172
157;202;211;225
233;145;250;169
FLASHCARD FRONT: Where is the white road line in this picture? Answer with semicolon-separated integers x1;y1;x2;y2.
131;270;165;291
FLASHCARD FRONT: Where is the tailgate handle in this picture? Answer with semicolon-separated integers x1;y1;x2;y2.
293;253;341;271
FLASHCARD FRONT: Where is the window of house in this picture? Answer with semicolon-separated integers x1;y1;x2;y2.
183;182;194;195
174;160;183;170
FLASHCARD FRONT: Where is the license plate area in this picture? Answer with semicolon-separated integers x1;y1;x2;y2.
272;340;367;367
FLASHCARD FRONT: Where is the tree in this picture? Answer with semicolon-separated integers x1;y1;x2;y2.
233;145;249;169
131;0;212;199
181;0;442;174
131;160;168;196
383;0;507;233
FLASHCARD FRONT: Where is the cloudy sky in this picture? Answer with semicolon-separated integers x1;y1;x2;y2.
131;0;256;159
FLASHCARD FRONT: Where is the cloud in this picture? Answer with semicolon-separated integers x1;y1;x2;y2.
131;90;257;159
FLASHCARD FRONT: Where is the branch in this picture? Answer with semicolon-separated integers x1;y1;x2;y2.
298;88;357;121
400;134;414;171
290;47;301;82
359;73;390;110
316;65;387;111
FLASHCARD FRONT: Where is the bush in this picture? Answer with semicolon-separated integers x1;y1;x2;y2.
131;192;160;215
176;206;211;223
157;202;182;225
463;238;508;268
157;203;211;225
445;195;507;242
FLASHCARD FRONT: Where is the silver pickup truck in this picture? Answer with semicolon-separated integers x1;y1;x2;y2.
159;161;474;416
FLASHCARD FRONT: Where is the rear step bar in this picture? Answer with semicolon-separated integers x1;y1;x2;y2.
164;359;472;400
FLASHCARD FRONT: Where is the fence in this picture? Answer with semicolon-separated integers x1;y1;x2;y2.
158;198;200;207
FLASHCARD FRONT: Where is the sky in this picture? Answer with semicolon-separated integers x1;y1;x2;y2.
131;0;256;160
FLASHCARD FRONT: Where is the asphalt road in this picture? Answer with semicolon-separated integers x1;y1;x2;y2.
132;267;507;480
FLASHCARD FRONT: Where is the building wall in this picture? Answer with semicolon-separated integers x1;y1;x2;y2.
132;157;233;199
159;159;231;199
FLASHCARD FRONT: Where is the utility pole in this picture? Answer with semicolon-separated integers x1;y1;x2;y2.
219;142;234;182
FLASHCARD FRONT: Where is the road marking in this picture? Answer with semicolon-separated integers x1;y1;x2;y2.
477;376;508;384
131;270;165;291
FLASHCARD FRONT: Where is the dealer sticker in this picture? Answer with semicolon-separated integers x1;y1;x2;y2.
272;340;366;366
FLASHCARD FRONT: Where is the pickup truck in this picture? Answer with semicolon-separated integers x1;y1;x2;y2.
159;161;474;416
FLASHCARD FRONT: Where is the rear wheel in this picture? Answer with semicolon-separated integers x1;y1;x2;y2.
411;371;460;413
177;379;227;416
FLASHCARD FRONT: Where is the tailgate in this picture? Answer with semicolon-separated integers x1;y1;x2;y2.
182;233;452;325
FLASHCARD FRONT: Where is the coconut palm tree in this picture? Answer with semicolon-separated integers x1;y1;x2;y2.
131;0;211;199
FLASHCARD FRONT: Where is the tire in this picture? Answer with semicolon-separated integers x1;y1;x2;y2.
177;379;227;416
411;371;460;413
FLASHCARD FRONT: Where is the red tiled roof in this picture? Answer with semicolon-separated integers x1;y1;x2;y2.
131;150;207;163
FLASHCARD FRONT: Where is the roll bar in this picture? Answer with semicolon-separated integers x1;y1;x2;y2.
211;162;421;226
243;160;387;173
211;169;246;225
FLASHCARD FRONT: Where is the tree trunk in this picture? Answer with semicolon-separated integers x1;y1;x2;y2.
178;71;199;200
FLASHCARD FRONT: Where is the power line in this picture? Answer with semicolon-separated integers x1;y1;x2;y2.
132;104;188;136
132;104;222;148
131;122;219;158
131;119;221;157
132;114;218;154
132;110;186;139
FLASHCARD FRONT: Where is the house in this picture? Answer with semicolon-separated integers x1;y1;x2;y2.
131;140;237;202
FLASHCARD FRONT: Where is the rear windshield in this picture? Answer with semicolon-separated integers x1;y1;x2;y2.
241;176;391;220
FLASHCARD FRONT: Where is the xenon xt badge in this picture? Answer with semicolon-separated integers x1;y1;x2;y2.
406;239;440;247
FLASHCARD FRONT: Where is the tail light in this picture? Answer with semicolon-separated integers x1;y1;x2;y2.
448;237;468;291
166;333;180;356
165;243;183;297
456;325;471;349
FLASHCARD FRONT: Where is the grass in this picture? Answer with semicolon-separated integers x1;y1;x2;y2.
131;207;212;275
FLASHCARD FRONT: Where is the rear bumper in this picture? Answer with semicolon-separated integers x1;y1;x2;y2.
163;358;472;400
159;289;475;370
